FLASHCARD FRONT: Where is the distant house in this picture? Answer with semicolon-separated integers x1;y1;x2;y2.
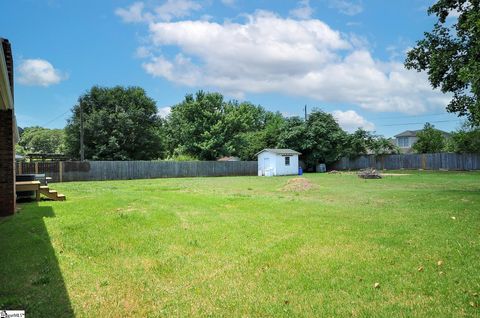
217;156;240;162
394;129;450;153
256;149;300;176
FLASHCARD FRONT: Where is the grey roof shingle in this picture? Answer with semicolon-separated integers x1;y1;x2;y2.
394;129;450;138
394;130;422;138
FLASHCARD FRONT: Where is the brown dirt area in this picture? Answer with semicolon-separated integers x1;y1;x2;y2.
282;178;315;191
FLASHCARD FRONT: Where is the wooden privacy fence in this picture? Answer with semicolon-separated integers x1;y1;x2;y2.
331;153;480;171
16;160;258;182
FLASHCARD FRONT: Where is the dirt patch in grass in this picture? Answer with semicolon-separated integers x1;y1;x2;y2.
282;178;315;192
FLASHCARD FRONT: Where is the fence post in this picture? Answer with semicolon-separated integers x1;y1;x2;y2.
422;154;426;170
59;161;63;183
18;162;22;175
34;162;38;174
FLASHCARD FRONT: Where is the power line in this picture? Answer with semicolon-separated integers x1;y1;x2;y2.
40;109;71;127
378;119;462;127
371;112;453;120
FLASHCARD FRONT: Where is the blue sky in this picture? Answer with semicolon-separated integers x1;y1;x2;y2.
0;0;464;137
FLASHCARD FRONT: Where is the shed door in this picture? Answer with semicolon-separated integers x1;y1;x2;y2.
264;157;270;170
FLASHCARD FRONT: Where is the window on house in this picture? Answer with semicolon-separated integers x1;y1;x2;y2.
285;156;290;166
397;137;409;147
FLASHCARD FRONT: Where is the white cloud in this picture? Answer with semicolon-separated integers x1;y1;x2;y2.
154;0;202;21
115;2;146;23
289;0;314;20
158;106;171;118
346;21;362;27
329;0;363;16
332;110;374;132
115;0;201;23
17;59;65;87
221;0;236;7
135;46;153;58
119;7;449;115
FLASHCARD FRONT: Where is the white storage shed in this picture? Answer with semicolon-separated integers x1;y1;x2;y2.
256;149;301;176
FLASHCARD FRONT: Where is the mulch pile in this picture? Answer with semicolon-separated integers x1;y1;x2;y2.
282;178;315;191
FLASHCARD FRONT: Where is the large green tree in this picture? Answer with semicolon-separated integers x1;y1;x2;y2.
344;129;399;157
231;110;286;160
405;0;480;124
445;123;480;153
65;86;163;160
412;123;447;153
164;91;280;160
277;110;348;168
17;126;66;154
164;91;227;160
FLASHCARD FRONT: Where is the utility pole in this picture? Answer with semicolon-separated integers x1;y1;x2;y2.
79;103;85;161
304;105;307;121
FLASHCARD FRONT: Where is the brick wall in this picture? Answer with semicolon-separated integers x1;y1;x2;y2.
0;109;15;216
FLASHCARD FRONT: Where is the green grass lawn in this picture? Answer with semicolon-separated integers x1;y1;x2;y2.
1;172;479;317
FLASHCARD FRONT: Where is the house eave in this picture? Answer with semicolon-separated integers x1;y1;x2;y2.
0;39;14;111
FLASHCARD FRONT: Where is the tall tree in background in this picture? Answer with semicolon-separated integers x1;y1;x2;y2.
236;111;286;160
164;91;283;160
445;123;480;153
344;129;399;157
405;0;480;125
65;86;163;160
17;127;66;154
164;91;226;160
277;110;347;167
305;110;348;166
223;104;284;160
412;123;446;153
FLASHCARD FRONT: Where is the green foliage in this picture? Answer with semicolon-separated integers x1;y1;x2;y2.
62;88;395;163
405;0;480;125
369;137;400;155
65;86;163;160
164;98;395;165
445;123;480;153
17;126;66;154
164;91;284;160
345;129;399;157
164;91;225;160
277;110;348;167
235;112;286;160
277;116;309;156
412;123;447;153
164;154;199;161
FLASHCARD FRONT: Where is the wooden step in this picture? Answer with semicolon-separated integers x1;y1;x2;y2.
39;186;66;201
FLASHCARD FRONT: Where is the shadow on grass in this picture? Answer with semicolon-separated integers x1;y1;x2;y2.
0;202;74;317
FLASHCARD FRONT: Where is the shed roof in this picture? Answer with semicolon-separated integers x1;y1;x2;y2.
255;148;301;156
